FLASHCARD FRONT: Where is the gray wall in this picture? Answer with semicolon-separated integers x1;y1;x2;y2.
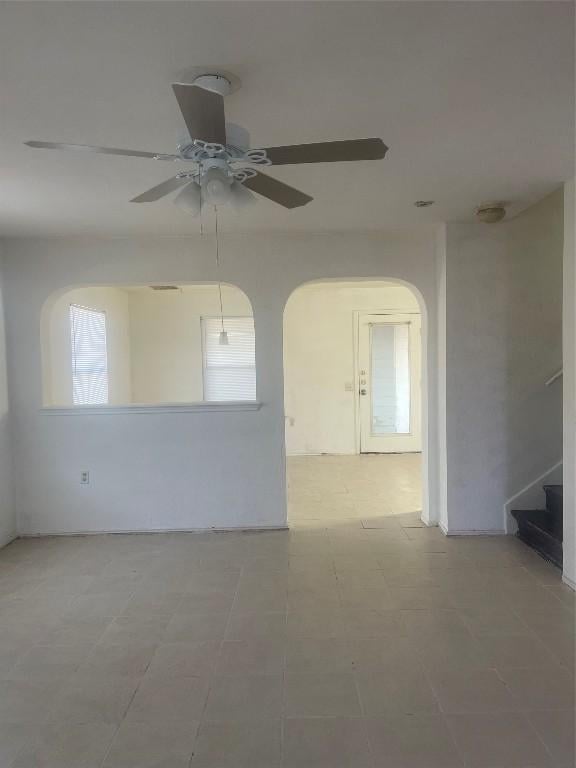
444;190;564;532
562;179;575;587
0;254;15;546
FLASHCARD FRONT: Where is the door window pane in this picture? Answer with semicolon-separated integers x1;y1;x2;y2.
370;323;410;434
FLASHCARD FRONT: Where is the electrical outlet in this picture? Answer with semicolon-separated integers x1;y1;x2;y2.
80;471;89;485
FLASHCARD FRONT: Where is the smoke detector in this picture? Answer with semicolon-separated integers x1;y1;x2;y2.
475;202;506;224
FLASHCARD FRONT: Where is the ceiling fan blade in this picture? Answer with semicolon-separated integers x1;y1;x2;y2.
259;138;388;165
242;171;312;209
172;83;226;145
130;176;190;203
24;141;178;160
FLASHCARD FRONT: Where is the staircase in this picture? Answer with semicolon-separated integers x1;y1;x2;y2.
512;485;563;568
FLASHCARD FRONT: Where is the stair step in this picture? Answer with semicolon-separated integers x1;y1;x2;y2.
542;484;563;536
512;508;556;534
543;484;563;494
511;508;563;569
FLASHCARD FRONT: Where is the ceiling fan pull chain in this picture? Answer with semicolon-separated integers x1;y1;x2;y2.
214;205;226;337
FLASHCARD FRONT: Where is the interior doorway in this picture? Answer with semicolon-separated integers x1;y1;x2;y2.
283;279;425;528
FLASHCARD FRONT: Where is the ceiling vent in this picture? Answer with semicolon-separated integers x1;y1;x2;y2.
150;285;179;291
475;201;507;224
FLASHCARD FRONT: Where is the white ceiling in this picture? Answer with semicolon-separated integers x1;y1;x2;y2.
0;1;573;237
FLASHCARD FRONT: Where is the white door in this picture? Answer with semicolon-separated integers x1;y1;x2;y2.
357;313;421;453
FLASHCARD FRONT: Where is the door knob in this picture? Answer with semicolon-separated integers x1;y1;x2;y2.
360;388;367;396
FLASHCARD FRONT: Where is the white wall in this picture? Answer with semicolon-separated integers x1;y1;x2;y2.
43;286;132;405
128;285;252;403
0;255;15;546
0;231;439;534
444;190;564;534
435;225;449;532
283;281;419;455
562;178;575;588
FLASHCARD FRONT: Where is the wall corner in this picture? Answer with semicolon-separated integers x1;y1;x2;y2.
563;178;575;587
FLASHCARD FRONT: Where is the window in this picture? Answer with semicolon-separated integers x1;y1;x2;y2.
70;304;109;405
202;317;256;401
371;323;410;434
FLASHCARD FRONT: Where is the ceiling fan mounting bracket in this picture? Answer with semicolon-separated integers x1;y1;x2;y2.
193;74;232;97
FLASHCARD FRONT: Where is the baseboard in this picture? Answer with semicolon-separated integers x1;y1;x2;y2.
0;531;18;549
286;451;350;457
439;521;506;536
562;573;576;591
19;524;289;538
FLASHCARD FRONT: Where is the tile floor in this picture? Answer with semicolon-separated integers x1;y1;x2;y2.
0;454;573;767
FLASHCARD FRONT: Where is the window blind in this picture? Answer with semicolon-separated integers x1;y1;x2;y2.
70;304;109;405
202;316;256;401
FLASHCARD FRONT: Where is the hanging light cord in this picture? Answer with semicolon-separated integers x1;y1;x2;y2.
214;205;225;333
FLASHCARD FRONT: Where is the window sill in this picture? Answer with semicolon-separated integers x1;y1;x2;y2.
41;402;262;415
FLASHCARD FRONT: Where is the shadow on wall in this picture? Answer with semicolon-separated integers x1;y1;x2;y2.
0;272;15;544
446;190;563;534
503;192;564;531
503;192;564;500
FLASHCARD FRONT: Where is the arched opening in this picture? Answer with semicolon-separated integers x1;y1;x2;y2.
41;282;255;407
283;278;429;530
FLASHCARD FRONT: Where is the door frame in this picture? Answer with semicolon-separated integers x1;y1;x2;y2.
352;309;421;455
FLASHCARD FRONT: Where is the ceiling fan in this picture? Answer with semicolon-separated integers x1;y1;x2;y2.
25;74;388;213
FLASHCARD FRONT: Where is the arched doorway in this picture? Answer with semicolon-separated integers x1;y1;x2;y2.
283;279;427;530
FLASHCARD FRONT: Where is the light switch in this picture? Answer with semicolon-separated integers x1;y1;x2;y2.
344;382;354;392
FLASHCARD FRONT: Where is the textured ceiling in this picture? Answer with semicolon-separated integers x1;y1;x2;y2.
0;1;573;236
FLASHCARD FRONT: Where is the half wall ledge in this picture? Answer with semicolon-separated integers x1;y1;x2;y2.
41;402;262;416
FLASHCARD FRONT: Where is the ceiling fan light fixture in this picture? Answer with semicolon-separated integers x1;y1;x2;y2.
201;167;233;205
230;181;257;210
173;180;201;213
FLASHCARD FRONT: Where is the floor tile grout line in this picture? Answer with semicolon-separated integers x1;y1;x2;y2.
195;560;244;730
520;709;564;766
